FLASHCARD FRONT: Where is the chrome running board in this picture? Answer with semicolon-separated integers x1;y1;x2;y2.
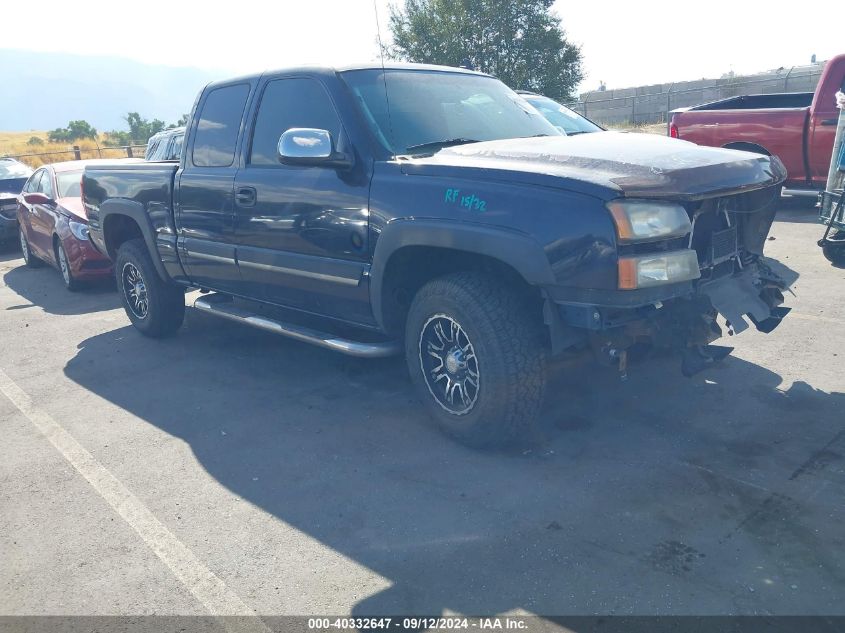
193;294;401;358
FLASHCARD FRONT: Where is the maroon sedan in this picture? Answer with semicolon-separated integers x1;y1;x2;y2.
17;160;116;290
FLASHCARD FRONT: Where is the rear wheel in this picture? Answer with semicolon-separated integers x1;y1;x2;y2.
19;227;42;268
405;271;547;448
115;238;185;337
55;239;81;291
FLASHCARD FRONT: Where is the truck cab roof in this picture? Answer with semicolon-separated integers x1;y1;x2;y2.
203;62;490;91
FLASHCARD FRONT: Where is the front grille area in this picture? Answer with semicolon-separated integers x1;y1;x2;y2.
711;225;738;264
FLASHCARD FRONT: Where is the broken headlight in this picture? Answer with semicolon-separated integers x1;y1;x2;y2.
618;250;700;289
607;199;691;243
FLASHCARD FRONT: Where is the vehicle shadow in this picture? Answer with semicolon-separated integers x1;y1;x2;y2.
2;263;117;316
776;196;821;223
0;239;23;263
62;309;845;617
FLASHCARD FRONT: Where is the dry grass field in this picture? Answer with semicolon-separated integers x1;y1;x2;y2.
1;131;143;168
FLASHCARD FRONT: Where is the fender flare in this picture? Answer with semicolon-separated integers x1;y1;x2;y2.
369;218;555;330
99;199;171;282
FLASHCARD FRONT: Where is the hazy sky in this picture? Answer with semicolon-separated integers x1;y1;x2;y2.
0;0;839;92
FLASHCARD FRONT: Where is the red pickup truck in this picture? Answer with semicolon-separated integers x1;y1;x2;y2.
670;54;845;191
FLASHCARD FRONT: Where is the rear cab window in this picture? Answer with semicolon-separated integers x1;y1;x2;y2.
192;84;251;168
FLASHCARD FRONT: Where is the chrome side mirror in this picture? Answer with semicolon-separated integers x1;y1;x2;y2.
277;128;352;168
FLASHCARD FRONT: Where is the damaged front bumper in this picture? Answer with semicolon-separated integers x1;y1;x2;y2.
698;260;791;335
547;257;794;376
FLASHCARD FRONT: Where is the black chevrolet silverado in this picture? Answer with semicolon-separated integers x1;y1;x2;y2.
82;63;792;447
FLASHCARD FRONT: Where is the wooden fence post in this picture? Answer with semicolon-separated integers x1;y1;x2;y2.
126;146;134;158
73;145;81;160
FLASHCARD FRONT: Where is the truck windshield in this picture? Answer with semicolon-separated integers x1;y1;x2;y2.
522;95;602;135
341;69;560;156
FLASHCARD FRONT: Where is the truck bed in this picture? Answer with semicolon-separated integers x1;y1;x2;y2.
83;161;179;266
687;92;814;111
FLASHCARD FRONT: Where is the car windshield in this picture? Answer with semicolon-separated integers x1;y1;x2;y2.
342;69;560;156
523;95;602;135
0;159;33;179
56;170;83;198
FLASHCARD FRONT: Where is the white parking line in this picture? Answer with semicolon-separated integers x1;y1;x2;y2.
0;368;271;633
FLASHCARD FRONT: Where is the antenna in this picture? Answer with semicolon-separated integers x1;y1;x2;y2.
373;0;396;153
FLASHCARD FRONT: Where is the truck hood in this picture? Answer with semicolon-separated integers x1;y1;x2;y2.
402;132;786;200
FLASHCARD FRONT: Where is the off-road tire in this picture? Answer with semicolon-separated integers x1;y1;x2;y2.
405;271;547;448
19;227;43;268
115;238;185;337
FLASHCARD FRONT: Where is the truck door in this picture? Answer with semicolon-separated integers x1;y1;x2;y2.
176;82;252;293
232;76;373;325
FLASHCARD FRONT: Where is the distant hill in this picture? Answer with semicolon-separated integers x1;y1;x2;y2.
0;49;223;132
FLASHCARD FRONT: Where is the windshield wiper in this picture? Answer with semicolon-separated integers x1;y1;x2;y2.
564;130;594;136
403;138;480;155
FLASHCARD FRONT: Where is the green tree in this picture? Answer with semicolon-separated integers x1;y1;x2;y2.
27;136;45;146
388;0;583;100
47;120;98;143
104;112;188;146
124;112;167;143
105;112;171;146
103;130;131;147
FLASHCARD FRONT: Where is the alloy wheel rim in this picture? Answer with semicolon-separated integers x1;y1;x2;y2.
20;230;28;262
418;314;480;415
58;245;70;284
122;262;148;319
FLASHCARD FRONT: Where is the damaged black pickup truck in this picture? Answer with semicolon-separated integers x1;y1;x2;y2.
82;63;792;447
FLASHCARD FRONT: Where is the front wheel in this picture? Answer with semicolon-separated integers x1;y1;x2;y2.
405;271;547;448
56;240;81;291
115;238;185;337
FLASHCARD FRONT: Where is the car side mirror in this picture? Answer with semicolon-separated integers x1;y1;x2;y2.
277;128;352;169
23;192;52;205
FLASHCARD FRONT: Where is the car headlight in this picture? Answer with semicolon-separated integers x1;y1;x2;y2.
607;200;691;242
618;250;700;289
69;219;89;241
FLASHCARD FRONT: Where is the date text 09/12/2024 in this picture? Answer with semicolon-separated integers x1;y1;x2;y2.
306;616;527;630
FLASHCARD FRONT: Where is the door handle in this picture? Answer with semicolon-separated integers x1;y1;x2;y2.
821;118;839;126
235;187;257;207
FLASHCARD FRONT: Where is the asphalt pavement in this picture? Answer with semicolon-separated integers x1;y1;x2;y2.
1;199;843;627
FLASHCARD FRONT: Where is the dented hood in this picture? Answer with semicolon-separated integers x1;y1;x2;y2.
403;132;786;200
